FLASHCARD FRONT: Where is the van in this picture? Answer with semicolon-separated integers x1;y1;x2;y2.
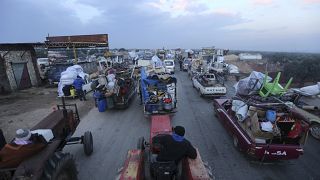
163;59;175;74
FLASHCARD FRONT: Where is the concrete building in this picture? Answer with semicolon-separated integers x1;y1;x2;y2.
0;43;41;94
239;53;262;61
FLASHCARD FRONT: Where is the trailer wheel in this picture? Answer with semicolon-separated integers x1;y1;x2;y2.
137;137;145;150
83;131;93;156
310;123;320;140
42;152;77;180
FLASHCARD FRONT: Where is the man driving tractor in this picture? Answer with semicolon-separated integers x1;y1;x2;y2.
152;126;197;164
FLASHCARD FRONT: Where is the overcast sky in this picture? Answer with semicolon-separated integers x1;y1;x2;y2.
1;0;319;52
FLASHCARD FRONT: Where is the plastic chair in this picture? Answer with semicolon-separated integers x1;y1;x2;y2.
259;72;293;97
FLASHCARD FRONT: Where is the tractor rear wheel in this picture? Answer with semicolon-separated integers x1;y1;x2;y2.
43;152;77;180
83;131;93;156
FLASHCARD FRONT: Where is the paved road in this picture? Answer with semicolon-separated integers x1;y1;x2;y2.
65;70;320;180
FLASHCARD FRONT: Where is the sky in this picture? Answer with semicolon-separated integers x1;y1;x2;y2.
0;0;320;52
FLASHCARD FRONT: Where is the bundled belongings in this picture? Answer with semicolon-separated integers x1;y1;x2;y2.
92;63;137;109
140;67;177;114
57;65;90;97
234;100;308;144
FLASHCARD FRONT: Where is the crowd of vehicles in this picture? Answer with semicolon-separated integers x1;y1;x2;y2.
4;47;319;180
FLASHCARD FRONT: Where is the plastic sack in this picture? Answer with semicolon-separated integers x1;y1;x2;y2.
231;100;248;122
261;121;273;132
234;71;272;96
299;83;320;96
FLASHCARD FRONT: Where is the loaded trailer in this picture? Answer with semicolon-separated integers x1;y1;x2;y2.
139;67;177;115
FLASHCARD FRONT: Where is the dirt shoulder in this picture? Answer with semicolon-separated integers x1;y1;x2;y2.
0;87;94;141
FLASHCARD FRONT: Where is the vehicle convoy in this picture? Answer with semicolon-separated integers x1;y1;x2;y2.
192;73;227;97
163;59;175;74
0;98;93;179
139;67;177;115
213;98;309;161
119;115;211;180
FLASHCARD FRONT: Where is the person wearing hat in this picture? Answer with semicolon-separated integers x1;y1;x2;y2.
73;75;86;101
152;126;197;164
14;129;32;145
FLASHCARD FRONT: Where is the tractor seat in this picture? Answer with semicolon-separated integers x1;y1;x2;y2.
152;161;177;177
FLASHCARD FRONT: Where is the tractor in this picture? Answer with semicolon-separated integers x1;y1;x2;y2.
0;97;93;180
119;115;212;180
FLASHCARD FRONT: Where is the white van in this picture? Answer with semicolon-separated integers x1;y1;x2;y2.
163;59;175;74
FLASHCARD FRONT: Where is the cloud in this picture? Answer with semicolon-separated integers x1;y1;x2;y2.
61;0;105;24
303;0;320;3
252;0;274;5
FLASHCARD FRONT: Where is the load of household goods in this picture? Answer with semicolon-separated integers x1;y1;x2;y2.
231;98;308;144
92;63;136;111
57;65;89;97
232;71;310;144
140;67;177;114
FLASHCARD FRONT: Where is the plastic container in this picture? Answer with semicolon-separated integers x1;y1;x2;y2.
98;99;107;112
70;88;76;97
266;110;276;123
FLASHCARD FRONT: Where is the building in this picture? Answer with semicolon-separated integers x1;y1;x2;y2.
0;43;42;94
239;53;262;61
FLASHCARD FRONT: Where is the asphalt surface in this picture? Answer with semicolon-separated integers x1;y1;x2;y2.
65;70;320;180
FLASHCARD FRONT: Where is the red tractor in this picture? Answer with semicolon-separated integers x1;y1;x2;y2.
0;98;93;180
119;115;212;180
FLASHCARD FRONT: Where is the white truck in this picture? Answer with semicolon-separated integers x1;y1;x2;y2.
192;73;227;97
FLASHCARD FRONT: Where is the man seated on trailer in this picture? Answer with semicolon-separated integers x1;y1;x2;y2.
0;129;49;168
152;126;197;164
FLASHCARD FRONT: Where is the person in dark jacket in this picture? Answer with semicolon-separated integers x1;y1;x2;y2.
73;75;86;101
152;126;197;164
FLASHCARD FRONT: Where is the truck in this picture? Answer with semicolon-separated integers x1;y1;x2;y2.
213;98;309;161
192;73;227;97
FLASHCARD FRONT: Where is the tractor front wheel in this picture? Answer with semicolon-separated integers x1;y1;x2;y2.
43;152;77;180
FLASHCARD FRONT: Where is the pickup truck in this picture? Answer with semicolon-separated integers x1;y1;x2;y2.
213;98;309;161
192;73;226;97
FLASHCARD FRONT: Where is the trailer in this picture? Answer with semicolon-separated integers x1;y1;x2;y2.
139;67;177;115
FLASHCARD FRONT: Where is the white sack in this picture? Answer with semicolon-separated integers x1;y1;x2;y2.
228;64;239;74
31;129;54;142
299;83;320;96
232;100;248;122
261;121;273;132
